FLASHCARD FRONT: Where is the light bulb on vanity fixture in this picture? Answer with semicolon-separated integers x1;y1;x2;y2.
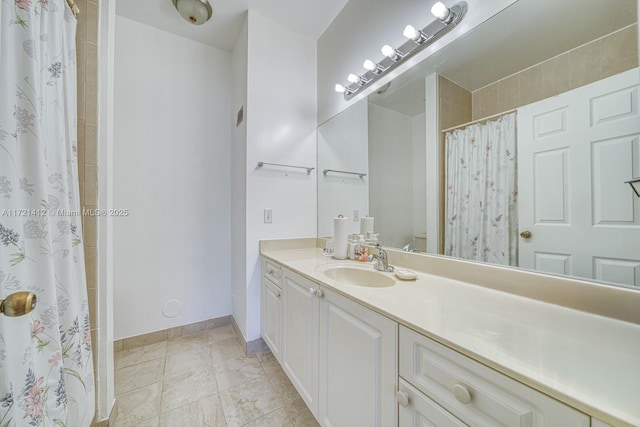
334;1;467;100
431;1;453;22
172;0;213;25
334;84;347;94
381;44;404;61
363;59;383;74
403;25;429;44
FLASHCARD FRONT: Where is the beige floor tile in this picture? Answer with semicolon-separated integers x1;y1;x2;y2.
159;408;199;427
207;324;238;343
116;382;163;426
285;398;319;427
166;331;211;355
115;415;160;427
183;394;227;427
219;377;283;427
272;380;301;410
266;368;291;387
210;336;245;364
164;347;214;381
260;358;283;376
115;341;167;370
161;367;219;412
214;355;265;391
255;351;275;363
115;358;165;396
244;408;293;427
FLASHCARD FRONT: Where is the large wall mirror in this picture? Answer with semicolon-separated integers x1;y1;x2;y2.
318;0;640;290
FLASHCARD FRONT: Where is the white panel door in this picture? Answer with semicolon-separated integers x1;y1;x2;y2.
518;68;640;287
282;268;319;416
318;286;397;427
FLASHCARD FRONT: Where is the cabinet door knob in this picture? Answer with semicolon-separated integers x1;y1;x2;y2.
315;289;324;298
309;288;317;295
276;292;281;299
396;390;410;407
452;384;472;404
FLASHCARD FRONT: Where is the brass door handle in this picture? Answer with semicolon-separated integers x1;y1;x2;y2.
0;292;37;317
520;230;532;239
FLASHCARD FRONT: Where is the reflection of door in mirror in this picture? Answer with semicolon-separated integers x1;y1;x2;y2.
517;68;640;287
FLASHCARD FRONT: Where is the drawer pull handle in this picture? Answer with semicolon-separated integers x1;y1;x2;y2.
452;384;471;404
396;390;410;407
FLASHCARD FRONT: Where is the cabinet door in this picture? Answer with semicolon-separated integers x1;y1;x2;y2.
398;379;468;427
282;268;319;416
261;276;282;361
318;286;398;427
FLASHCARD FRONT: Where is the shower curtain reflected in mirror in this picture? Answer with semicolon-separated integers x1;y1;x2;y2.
0;1;95;425
445;113;518;266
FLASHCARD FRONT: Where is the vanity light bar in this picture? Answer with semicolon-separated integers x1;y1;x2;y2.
335;1;467;100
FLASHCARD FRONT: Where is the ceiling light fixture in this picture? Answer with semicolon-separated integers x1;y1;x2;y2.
335;1;467;100
172;0;213;25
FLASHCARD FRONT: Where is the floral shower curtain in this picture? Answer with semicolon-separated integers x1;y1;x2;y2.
445;113;518;266
0;1;95;426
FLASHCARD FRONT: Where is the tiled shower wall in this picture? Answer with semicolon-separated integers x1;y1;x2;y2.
75;0;102;423
472;24;639;120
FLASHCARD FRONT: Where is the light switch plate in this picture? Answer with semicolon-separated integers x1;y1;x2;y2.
264;209;272;224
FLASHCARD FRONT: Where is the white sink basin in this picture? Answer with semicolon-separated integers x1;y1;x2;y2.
321;265;395;288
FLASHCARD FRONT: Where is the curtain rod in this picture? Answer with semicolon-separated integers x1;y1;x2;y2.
66;0;80;17
441;108;517;134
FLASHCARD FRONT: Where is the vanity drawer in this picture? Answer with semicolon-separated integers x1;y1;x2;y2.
263;259;282;284
399;326;590;427
398;378;467;427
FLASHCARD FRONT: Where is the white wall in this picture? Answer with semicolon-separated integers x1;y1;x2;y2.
317;101;369;237
243;11;318;341
368;103;414;248
231;16;249;341
113;17;232;339
412;112;427;238
317;0;518;124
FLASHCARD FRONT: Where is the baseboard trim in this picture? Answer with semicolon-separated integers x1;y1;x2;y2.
114;315;233;352
90;398;118;427
230;317;269;355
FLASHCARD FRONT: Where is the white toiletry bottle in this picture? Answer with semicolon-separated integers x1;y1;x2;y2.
348;234;358;259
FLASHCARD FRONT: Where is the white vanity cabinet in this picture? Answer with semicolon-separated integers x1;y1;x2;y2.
281;266;320;413
279;265;398;426
260;259;283;361
399;326;590;427
318;285;397;427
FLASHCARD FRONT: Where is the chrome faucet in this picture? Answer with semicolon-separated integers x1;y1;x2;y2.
368;247;392;272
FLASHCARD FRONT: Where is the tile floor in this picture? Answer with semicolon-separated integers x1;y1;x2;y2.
114;324;319;427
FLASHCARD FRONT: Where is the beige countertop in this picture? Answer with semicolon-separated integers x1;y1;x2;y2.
260;239;640;427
